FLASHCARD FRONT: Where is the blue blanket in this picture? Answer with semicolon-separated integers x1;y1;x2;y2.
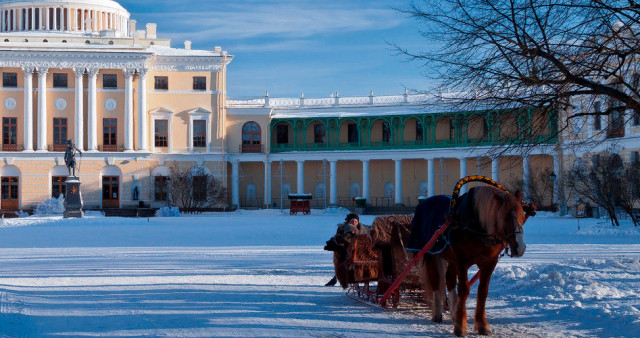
407;195;452;254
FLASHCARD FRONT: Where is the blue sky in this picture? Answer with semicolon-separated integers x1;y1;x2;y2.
119;0;429;98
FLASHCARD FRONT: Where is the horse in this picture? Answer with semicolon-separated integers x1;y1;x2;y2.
410;186;532;337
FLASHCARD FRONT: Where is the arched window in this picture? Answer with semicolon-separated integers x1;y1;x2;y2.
242;122;261;153
382;122;391;143
85;40;90;44
62;40;67;43
3;39;8;42
43;39;48;43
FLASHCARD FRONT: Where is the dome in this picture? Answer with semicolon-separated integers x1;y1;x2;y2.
0;0;126;12
0;0;130;37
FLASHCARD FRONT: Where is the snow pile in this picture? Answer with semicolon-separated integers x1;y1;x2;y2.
577;221;640;237
14;210;29;218
155;206;181;217
494;257;640;335
33;196;65;216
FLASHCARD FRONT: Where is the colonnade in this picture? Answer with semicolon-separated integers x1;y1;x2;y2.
0;7;128;34
20;66;148;152
230;154;560;208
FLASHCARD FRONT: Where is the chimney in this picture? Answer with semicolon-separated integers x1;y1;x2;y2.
128;20;136;37
214;46;222;53
146;23;157;39
184;40;192;50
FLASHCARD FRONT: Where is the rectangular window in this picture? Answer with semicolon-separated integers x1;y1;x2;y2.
103;118;117;146
192;176;207;201
594;101;602;131
2;117;17;145
103;74;117;88
53;118;67;145
154;176;168;201
1;177;18;201
314;124;326;143
155;119;168;147
347;123;358;144
3;73;17;87
52;176;66;198
193;77;206;91
53;73;68;88
276;125;289;144
154;76;168;90
632;151;640;165
193;120;206;148
634;111;640;126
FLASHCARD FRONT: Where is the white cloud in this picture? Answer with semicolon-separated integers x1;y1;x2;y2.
134;4;403;43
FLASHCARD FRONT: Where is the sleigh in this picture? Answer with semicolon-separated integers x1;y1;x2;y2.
333;215;426;308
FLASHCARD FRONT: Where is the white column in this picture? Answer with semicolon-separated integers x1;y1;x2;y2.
137;69;148;151
87;68;98;151
36;67;48;151
553;154;561;205
329;160;338;206
80;9;84;31
459;157;468;195
394;159;403;205
428;158;435;197
522;155;531;202
123;69;134;151
30;7;34;30
362;160;370;201
66;8;70;31
1;9;4;32
23;67;34;151
297;160;305;194
264;161;272;207
188;115;194;153
491;157;500;182
45;7;49;30
52;7;56;30
73;68;84;150
231;160;240;208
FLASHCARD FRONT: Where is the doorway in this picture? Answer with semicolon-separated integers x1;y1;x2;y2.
102;176;119;208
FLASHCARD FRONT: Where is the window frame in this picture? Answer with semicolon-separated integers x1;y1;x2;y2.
242;122;261;145
52;176;67;199
154;176;169;201
52;73;68;88
382;122;391;143
347;123;359;144
193;120;206;148
53;118;68;145
103;118;117;146
154;119;169;148
193;76;206;91
2;117;17;145
102;74;118;89
154;76;168;90
2;72;17;87
192;175;207;201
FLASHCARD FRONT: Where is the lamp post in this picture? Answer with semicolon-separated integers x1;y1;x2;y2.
549;171;557;211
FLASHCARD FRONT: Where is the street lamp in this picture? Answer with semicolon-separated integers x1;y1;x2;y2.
549;171;557;182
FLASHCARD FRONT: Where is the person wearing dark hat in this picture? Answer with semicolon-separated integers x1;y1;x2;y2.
324;213;369;286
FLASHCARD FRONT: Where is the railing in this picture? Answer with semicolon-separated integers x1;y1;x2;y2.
239;198;264;208
1;144;23;152
240;144;264;153
227;93;435;109
369;197;395;207
99;144;124;152
49;144;68;152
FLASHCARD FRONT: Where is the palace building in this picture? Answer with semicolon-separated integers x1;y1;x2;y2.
0;0;637;212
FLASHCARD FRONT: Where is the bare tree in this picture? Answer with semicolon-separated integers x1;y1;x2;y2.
396;0;640;153
168;166;227;214
618;160;640;226
566;151;623;226
508;167;556;210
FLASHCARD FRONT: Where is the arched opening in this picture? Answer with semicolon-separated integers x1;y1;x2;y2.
272;121;293;150
350;183;360;198
305;120;327;148
370;119;391;146
435;117;454;144
109;41;114;45
403;117;423;145
419;181;428;197
467;114;488;143
43;39;48;43
101;165;122;208
384;182;394;199
3;39;8;42
241;121;261;153
338;119;359;146
246;183;257;202
0;165;21;210
85;40;90;44
499;113;518;141
61;40;67;43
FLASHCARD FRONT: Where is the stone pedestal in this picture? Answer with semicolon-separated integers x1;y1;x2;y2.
64;176;84;218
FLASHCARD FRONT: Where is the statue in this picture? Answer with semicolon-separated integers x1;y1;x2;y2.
64;140;83;177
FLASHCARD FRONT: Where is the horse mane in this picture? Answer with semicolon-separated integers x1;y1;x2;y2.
472;186;523;235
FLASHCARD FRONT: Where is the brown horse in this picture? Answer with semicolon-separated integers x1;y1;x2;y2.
417;186;530;336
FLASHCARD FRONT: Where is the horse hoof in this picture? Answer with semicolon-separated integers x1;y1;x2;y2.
431;314;443;323
454;327;466;337
477;327;492;335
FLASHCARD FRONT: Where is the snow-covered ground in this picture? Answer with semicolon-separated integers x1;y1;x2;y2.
0;209;638;337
